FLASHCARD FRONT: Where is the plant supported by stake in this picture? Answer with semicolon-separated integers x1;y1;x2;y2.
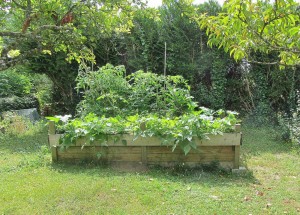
47;64;239;155
75;63;197;118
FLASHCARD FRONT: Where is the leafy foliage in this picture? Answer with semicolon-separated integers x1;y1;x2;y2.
48;109;238;155
0;69;32;97
49;63;239;154
0;95;38;113
278;91;300;146
76;63;197;117
197;0;300;66
0;0;141;71
31;74;53;115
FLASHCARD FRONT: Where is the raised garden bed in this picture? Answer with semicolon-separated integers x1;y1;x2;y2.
49;122;242;169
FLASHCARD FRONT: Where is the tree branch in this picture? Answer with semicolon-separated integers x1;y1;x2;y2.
246;59;300;67
0;48;43;71
0;25;73;37
0;32;25;37
11;0;26;10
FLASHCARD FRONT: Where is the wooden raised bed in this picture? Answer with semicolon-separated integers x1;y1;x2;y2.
49;122;242;169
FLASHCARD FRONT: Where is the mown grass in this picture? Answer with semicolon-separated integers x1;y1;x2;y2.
0;121;299;214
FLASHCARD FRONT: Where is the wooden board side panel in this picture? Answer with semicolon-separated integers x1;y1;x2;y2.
51;146;58;162
48;134;61;147
146;146;234;162
57;146;143;162
73;133;241;147
55;145;236;168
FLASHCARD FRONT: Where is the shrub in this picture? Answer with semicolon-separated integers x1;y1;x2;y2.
31;74;53;114
0;111;45;135
0;69;32;98
76;64;197;117
0;95;39;113
278;91;300;146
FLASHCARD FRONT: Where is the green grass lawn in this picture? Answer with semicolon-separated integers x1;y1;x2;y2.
0;122;299;214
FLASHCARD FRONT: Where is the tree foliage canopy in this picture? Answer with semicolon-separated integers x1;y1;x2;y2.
0;0;141;71
197;0;300;67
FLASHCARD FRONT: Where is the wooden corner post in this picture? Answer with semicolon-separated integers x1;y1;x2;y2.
48;121;56;135
51;146;58;162
233;124;241;169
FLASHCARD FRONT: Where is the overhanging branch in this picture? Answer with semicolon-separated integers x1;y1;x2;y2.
0;48;43;71
0;25;73;38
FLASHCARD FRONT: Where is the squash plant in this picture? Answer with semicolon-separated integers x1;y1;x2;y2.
48;64;239;155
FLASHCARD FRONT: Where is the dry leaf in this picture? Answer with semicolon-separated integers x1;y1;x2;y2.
209;195;219;200
244;196;251;201
256;191;264;196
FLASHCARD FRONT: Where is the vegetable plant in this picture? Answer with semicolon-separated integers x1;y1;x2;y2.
48;64;239;155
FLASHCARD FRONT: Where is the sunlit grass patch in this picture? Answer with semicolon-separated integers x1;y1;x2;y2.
0;121;299;214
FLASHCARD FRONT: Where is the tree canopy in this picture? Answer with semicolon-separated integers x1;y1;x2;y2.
197;0;300;67
0;0;142;71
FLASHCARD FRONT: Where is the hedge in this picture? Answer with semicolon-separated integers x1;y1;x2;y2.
0;95;39;113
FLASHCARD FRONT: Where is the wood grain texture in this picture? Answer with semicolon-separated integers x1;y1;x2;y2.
55;145;236;168
233;145;240;169
48;121;56;135
50;128;242;169
48;134;60;147
60;133;242;147
51;146;58;162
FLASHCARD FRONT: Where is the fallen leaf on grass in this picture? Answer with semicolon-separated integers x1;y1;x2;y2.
244;196;251;201
209;195;220;200
256;191;264;196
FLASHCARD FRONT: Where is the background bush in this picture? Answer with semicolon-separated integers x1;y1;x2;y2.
0;69;32;98
0;95;39;113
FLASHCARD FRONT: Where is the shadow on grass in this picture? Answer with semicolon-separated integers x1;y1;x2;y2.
50;160;258;187
0;127;48;154
241;125;296;155
1;121;268;186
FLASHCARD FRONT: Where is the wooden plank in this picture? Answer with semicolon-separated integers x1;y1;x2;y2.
146;152;234;162
141;146;147;163
58;152;142;162
233;145;240;169
48;121;56;135
73;133;241;147
58;146;142;154
51;146;58;162
52;129;242;169
195;133;241;146
147;161;234;169
235;124;241;132
48;134;61;147
146;146;233;154
56;146;234;162
57;145;233;155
